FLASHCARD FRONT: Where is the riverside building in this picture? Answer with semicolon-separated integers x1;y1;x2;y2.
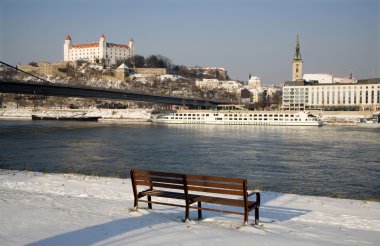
282;79;380;111
64;34;134;65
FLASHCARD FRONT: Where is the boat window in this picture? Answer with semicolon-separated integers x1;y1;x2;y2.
269;114;273;117
274;115;278;117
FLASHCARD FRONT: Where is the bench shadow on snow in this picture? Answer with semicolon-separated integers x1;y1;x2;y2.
27;195;310;246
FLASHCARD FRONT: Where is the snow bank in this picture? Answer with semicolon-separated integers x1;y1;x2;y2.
0;170;379;245
0;108;152;122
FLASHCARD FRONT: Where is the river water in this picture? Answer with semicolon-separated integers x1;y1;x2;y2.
0;120;379;200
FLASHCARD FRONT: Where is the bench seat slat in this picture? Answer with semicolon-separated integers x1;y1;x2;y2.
186;180;244;191
191;195;256;208
140;190;186;200
187;186;244;196
135;181;184;190
135;176;184;185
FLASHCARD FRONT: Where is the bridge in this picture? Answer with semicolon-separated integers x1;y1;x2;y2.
0;61;229;108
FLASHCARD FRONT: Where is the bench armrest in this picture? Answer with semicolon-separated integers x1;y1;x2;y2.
247;191;260;206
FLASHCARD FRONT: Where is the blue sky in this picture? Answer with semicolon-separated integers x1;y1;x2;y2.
1;0;379;84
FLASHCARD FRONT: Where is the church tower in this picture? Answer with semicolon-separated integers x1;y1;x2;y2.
292;34;303;81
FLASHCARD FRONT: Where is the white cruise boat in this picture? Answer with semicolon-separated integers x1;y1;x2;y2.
151;109;323;126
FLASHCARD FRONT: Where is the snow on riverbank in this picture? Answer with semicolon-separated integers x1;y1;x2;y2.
0;108;151;122
0;170;379;245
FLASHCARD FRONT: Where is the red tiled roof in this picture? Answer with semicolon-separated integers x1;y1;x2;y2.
66;35;71;41
72;42;99;48
106;43;130;49
100;34;105;38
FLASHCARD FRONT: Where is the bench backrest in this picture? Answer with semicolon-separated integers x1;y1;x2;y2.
131;169;186;192
185;173;246;197
131;169;247;197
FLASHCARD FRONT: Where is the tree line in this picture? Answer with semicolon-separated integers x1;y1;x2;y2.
117;55;172;69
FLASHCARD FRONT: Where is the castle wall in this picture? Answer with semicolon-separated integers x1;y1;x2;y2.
134;68;166;75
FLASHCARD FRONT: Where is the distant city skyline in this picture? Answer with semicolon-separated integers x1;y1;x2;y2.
1;0;379;84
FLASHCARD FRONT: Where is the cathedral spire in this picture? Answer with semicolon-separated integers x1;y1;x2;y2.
294;34;302;59
292;34;303;81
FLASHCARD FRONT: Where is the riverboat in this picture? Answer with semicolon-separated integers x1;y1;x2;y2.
151;109;323;126
32;114;101;122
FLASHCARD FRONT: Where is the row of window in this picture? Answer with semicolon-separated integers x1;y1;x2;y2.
173;113;298;118
168;117;312;122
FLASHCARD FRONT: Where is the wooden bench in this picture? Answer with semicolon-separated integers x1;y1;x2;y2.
130;169;260;225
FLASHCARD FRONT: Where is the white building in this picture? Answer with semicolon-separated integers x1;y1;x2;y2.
303;73;357;84
64;34;134;65
219;81;242;93
282;79;380;111
195;79;220;90
303;73;333;84
247;75;263;88
195;79;242;93
248;88;265;103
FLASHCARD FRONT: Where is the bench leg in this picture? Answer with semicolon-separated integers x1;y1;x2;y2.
244;209;248;225
254;206;259;225
185;205;190;222
133;198;138;210
148;196;152;209
197;202;202;220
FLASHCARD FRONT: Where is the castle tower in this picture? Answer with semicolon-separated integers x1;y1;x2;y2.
63;35;72;61
99;34;106;63
128;38;134;56
292;34;303;81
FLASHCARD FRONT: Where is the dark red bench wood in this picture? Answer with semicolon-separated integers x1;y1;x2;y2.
130;169;260;225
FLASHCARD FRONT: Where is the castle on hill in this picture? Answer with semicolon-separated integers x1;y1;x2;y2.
64;34;134;65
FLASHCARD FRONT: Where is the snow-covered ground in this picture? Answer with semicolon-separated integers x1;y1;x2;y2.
0;170;379;245
0;108;152;122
